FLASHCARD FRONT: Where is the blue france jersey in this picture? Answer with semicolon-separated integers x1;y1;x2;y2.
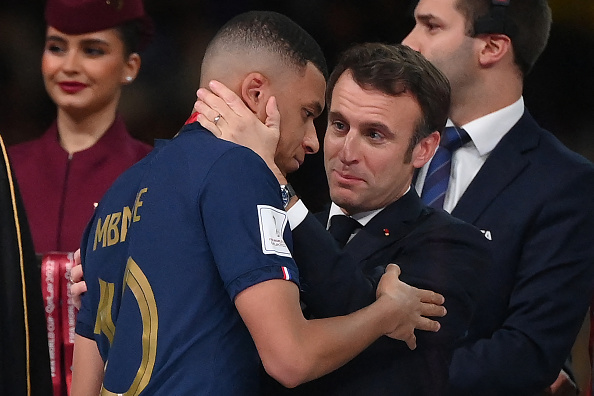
76;123;299;395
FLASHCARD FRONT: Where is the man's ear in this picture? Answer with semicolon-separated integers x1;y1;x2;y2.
240;72;270;122
411;131;440;168
477;33;512;68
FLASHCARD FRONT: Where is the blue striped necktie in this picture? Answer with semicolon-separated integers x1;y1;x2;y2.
421;126;471;209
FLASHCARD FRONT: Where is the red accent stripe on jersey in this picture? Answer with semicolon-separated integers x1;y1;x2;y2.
282;266;290;280
184;112;199;125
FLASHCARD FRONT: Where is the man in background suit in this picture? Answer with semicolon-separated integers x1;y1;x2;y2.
196;42;490;395
404;0;594;394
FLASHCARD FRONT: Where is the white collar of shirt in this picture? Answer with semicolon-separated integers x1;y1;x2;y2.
415;97;524;213
457;96;525;156
326;186;411;229
327;203;380;229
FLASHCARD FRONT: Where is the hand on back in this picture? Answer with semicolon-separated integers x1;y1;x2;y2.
70;249;86;310
376;264;446;349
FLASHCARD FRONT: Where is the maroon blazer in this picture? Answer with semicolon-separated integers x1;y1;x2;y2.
8;115;152;253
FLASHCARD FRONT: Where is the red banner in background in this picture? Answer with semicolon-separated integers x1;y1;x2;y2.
41;253;63;396
60;254;76;395
41;252;77;396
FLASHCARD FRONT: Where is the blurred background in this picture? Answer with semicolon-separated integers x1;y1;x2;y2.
1;0;593;210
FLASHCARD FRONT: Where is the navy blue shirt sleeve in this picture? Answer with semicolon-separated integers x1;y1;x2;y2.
200;147;299;300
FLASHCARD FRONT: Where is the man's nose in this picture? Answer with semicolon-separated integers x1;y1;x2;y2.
303;123;320;154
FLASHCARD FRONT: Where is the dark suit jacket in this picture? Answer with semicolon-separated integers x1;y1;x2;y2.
447;110;594;395
263;188;490;396
0;135;52;396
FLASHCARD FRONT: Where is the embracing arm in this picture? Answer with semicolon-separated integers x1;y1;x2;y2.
235;264;444;388
71;334;104;396
70;249;86;310
291;212;378;316
294;212;489;348
71;253;102;396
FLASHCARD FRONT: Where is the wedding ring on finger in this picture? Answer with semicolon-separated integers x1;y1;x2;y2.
213;114;222;125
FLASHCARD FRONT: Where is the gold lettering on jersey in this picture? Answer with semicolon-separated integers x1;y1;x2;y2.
107;212;121;246
94;279;116;344
120;206;132;242
92;188;148;251
94;215;111;250
99;257;159;396
133;188;148;222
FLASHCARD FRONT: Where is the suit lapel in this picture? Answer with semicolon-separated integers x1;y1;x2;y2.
452;111;540;223
344;189;428;264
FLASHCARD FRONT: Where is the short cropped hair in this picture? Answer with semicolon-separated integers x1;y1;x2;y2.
205;11;328;79
455;0;552;76
326;43;451;160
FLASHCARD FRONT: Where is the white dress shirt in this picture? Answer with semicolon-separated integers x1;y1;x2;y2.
415;97;525;213
286;198;383;232
287;187;411;244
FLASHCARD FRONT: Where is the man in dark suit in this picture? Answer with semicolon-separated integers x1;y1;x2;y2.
195;42;491;395
404;0;594;394
274;43;490;396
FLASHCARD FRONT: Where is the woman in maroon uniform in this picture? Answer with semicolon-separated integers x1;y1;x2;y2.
9;0;153;253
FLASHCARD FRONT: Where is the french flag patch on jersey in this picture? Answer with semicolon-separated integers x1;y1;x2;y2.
281;266;291;281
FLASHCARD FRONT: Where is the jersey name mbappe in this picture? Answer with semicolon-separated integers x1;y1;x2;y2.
93;188;148;251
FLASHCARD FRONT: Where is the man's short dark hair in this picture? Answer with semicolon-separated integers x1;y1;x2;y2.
455;0;552;76
326;43;450;162
206;10;328;79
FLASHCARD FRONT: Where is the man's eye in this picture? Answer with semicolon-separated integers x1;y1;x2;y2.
333;121;346;131
368;131;383;140
427;23;440;31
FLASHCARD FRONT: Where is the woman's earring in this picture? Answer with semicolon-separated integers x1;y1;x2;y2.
125;76;133;82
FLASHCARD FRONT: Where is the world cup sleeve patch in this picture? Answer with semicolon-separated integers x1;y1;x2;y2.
257;205;292;258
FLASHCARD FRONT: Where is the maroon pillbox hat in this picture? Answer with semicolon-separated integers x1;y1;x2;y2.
45;0;153;49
